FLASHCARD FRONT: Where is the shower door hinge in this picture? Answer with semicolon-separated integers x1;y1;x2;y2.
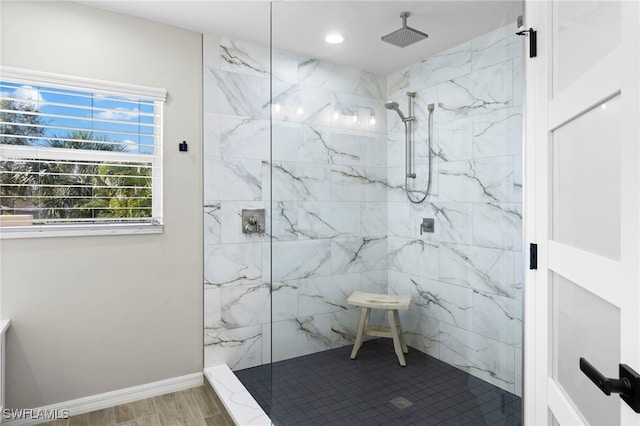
516;27;537;58
529;243;538;270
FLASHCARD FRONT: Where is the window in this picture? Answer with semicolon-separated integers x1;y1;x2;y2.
0;67;166;238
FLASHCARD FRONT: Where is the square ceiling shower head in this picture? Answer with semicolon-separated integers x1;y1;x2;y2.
381;11;428;48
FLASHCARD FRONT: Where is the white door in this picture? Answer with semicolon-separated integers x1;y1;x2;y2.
525;1;640;425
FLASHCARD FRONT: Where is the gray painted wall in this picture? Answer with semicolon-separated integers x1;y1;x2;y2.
0;1;203;408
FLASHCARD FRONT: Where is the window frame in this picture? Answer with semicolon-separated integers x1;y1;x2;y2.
0;66;166;239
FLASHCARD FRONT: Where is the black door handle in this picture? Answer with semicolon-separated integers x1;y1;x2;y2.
580;357;640;413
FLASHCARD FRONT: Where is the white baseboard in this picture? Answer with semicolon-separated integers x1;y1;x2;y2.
3;372;203;426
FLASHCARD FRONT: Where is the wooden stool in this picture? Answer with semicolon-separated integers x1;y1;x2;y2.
347;290;411;366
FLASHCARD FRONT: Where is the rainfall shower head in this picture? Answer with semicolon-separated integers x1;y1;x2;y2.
384;101;407;121
382;12;428;48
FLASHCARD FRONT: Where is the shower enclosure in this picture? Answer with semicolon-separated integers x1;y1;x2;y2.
204;2;524;424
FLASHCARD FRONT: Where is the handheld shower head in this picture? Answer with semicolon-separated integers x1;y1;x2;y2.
385;101;407;121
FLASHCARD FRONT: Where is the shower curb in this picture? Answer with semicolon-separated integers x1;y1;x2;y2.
204;364;270;426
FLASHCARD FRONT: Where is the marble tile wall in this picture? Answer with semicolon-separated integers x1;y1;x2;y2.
203;22;523;398
386;23;523;395
203;35;389;371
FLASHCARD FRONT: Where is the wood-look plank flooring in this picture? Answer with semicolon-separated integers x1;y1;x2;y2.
41;385;234;426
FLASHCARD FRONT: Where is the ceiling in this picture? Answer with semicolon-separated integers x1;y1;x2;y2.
80;1;523;75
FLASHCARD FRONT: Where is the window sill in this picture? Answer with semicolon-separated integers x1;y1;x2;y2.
0;223;164;239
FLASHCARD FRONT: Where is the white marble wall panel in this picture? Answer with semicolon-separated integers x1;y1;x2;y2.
513;253;524;301
299;126;361;165
271;122;299;162
261;242;271;284
387;68;409;95
271;240;331;281
272;83;335;126
434;118;474;163
220;38;270;78
272;281;299;321
220;38;298;84
204;112;221;159
221;284;271;329
512;58;524;108
401;310;440;358
388;237;439;279
331;236;387;274
270;81;300;121
204;243;262;287
472;203;522;250
331;308;362;346
409;277;474;329
386;167;416;203
360;269;388;295
515;347;523;397
438;156;514;203
473;290;522;347
204;203;221;245
205;158;262;202
270;316;334;362
361;202;388;238
220;115;270;160
357;71;386;101
513;155;523;202
471;24;522;71
298;274;360;316
387;202;412;238
268;161;331;202
298;58;385;100
204;68;265;117
204;287;222;329
204;326;263;370
439;243;516;298
358;133;387;168
260;323;272;364
439;322;515;393
437;61;512;123
270;201;300;241
331;165;387;202
297;202;360;240
298;58;360;92
388;269;414;298
472;107;523;158
386;129;406;168
411;42;472;90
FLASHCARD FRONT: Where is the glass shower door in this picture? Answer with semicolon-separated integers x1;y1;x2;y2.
264;2;525;425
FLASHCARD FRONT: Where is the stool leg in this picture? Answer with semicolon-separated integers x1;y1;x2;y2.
394;309;408;354
350;307;370;360
388;310;406;366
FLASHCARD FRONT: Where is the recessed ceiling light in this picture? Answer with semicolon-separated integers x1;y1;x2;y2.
325;33;344;44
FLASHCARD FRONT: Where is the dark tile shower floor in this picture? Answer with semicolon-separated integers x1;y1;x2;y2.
235;339;521;426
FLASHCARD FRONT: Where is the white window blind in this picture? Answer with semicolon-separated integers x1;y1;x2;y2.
0;67;166;236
